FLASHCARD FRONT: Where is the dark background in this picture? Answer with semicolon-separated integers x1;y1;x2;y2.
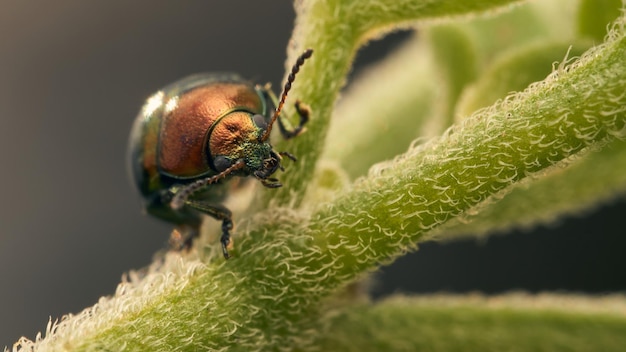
1;1;624;346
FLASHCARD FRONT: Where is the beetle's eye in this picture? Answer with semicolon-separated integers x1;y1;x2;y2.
214;155;233;172
252;114;268;131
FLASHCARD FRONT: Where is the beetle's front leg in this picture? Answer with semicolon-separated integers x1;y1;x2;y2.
183;200;234;259
219;216;234;259
277;100;310;139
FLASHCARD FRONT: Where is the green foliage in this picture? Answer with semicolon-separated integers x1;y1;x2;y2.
317;294;626;351
578;0;623;41
11;0;626;351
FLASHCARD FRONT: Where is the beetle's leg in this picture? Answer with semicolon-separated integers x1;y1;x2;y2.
184;201;234;259
277;100;310;139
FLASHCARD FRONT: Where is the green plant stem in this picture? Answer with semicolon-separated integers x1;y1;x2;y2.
316;294;626;351
15;2;626;352
266;0;523;206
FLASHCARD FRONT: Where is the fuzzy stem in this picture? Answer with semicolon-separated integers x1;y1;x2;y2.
264;0;523;206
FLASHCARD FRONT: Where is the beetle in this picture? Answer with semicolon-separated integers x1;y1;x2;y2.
128;49;313;259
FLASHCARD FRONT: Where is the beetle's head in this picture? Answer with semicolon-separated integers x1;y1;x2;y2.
207;111;287;187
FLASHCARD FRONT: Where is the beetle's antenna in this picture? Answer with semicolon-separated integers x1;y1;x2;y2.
261;49;313;142
170;161;245;210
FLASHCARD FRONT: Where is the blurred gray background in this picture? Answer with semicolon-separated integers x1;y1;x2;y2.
1;1;625;346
